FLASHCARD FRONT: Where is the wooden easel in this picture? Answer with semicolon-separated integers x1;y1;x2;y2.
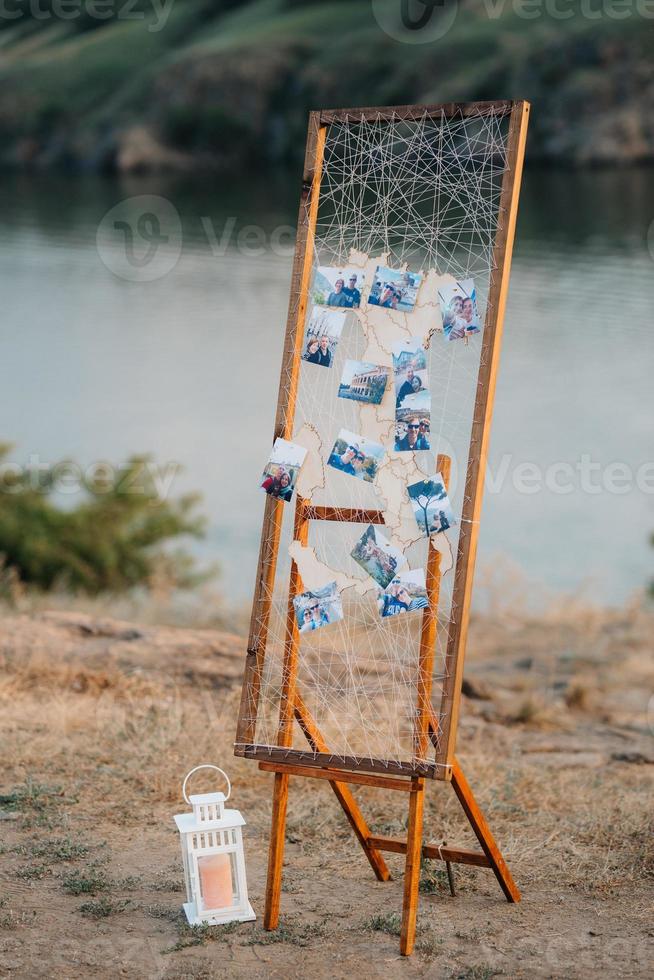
236;100;530;955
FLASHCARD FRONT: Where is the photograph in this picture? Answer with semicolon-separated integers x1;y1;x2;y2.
301;305;346;368
350;524;408;589
327;428;385;483
312;266;365;309
293;581;344;633
338;359;389;405
377;568;429;618
367;265;423;313
394;392;431;451
392;336;429;407
407;474;456;537
438;278;482;341
259;437;307;503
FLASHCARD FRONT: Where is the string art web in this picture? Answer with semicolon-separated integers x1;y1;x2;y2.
246;107;512;773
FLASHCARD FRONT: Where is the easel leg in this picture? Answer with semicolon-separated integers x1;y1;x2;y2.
451;759;520;903
400;778;424;956
294;693;391;882
264;771;290;929
264;501;306;930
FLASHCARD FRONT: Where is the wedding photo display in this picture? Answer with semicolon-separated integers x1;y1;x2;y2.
438;278;481;341
392;336;431;451
351;524;409;589
288;260;467;639
327;429;385;483
338;360;389;405
260;437;307;503
312;266;365;309
301;305;346;368
368;265;423;313
407;474;456;537
294;581;344;633
377;569;428;618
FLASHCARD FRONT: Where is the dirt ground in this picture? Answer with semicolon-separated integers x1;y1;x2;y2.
0;603;652;979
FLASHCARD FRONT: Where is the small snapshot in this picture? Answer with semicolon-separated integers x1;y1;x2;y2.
377;568;429;618
393;341;428;410
395;392;431;451
392;336;430;451
392;336;428;405
407;474;456;537
301;305;346;368
338;359;389;405
351;524;409;589
368;265;423;313
312;266;365;309
260;437;308;503
438;278;482;341
327;428;385;483
294;581;344;633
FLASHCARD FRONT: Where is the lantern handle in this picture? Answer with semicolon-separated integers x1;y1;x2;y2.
182;765;231;805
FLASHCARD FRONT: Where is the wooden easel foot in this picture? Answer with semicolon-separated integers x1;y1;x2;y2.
451;759;521;903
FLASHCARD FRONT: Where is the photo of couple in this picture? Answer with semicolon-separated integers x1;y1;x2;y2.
260;437;307;504
368;265;423;313
301;305;346;368
293;581;344;634
407;474;456;537
393;340;428;405
327;428;385;484
438;278;481;341
312;266;364;309
394;408;431;452
351;523;408;589
377;569;428;618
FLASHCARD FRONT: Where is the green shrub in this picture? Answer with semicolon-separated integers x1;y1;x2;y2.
0;445;207;594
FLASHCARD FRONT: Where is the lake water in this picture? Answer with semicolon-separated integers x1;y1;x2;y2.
0;169;652;608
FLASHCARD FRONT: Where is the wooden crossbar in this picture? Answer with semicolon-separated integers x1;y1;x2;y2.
246;745;436;779
258;761;418;793
320;100;515;125
366;835;490;868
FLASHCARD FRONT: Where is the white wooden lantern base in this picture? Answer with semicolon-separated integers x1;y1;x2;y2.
182;900;256;927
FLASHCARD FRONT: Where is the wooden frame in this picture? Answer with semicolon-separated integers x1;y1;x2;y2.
235;100;530;954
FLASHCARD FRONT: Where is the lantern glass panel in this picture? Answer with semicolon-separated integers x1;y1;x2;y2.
197;853;233;910
229;851;241;905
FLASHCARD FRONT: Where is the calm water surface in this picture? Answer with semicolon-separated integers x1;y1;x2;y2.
0;170;652;607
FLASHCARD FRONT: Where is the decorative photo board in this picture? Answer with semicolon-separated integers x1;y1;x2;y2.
235;101;530;955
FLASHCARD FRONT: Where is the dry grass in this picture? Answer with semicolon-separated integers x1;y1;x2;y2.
0;599;652;977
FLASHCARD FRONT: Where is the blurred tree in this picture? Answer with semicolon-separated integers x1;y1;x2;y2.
0;445;208;595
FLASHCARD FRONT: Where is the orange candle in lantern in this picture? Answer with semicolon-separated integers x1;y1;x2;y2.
198;854;233;909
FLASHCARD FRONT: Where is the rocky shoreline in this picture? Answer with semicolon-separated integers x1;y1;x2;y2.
2;3;653;175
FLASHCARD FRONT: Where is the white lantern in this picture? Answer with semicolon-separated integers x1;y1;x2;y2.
174;764;256;926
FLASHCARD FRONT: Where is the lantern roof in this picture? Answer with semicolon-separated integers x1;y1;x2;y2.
189;792;225;805
174;808;246;834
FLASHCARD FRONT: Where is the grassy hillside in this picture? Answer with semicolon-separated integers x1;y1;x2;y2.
0;0;652;171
